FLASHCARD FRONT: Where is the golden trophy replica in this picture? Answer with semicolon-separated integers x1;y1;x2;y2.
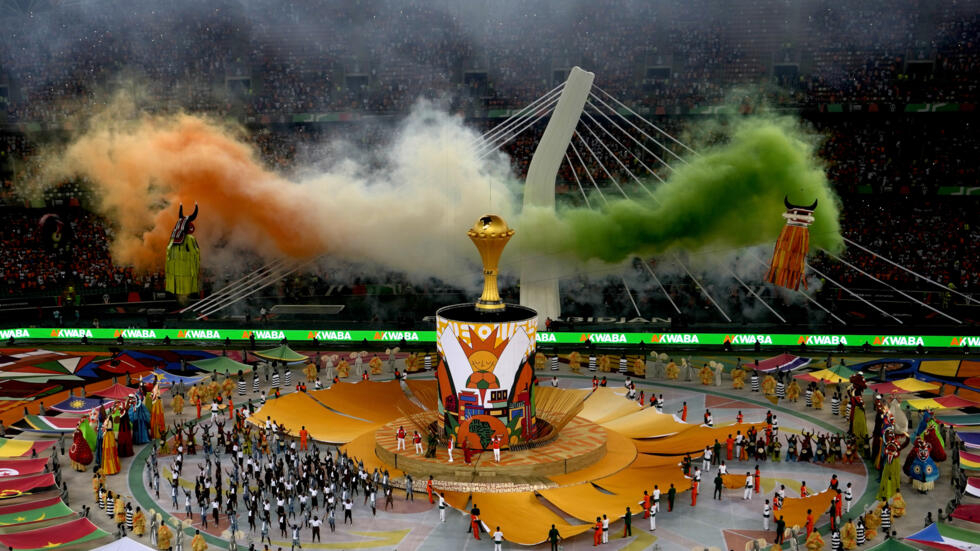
468;215;515;312
436;215;539;449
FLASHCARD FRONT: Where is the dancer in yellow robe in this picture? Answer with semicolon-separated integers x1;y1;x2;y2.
731;368;745;389
172;394;184;416
786;380;801;402
805;529;825;551
841;519;857;550
699;364;713;385
665;361;679;380
157;519;173;550
132;507;146;536
812;389;825;410
892;492;906;517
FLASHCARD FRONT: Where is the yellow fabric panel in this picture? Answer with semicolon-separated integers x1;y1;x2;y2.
539;484;639;522
633;423;768;455
310;381;423;424
250;392;376;444
439;491;471;511
404;380;439;410
600;407;689;439
339;430;403;478
892;378;940;392
961;361;980;378
468;492;592;545
906;398;944;410
593;465;689;497
798;369;848;383
549;428;637;485
775;489;836;528
578;388;642;424
720;474;747;490
918;360;962;377
0;439;32;457
631;453;681;468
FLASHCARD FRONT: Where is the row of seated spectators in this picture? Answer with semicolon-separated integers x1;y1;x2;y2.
0;0;977;121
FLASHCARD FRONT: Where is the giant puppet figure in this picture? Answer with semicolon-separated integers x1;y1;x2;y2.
766;197;817;290
165;203;200;297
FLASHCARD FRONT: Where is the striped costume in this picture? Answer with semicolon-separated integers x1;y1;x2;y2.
751;375;760;392
253;373;259;393
550;356;559;371
238;379;246;396
589;356;597;372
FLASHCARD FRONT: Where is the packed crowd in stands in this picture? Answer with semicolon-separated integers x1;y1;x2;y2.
0;0;977;121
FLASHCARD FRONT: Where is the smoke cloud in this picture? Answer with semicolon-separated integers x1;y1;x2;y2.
517;114;843;265
25;92;841;292
26;92;519;280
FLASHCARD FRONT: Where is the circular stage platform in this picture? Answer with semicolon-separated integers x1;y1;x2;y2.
375;416;607;483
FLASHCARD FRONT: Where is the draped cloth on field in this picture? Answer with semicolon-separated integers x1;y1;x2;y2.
598;407;689;439
0;438;56;458
253;345;307;363
966;477;980;498
463;492;592;545
190;356;252;374
936;413;980;427
250;391;375;444
48;396;113;414
774;489;836;528
91;383;139;400
870;378;941;394
0;458;51;478
309;381;424;424
578;388;642;424
960;432;980;450
22;414;81;433
91;536;158;551
950;504;980;525
959;450;980;471
633;423;768;455
0;517;109;550
906;395;978;411
0;497;73;526
906;522;980;551
0;473;57;496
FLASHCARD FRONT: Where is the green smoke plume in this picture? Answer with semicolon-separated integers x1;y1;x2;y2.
519;114;843;264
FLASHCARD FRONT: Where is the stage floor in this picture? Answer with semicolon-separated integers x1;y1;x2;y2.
375;415;608;484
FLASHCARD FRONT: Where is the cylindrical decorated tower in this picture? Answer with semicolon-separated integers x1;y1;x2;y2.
436;215;538;450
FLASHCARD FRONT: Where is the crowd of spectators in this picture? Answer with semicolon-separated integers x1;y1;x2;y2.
0;0;976;122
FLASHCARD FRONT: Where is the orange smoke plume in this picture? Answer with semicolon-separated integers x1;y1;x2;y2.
37;110;326;272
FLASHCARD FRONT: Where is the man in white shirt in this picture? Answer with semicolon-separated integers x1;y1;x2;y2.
438;494;446;522
702;446;712;472
649;502;657;531
602;514;609;543
744;472;754;500
493;526;504;551
763;500;771;531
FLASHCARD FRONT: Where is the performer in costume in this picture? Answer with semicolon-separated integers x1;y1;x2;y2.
903;435;939;492
117;408;134;457
101;416;121;475
766;197;818;290
69;425;94;471
165;203;200;299
876;427;907;500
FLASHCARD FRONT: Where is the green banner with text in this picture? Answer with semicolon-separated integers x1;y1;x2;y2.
1;328;977;349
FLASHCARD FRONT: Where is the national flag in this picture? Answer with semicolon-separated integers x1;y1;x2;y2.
960;432;980;450
0;497;72;527
951;504;980;525
48;396;114;414
0;472;56;497
0;458;51;478
967;477;980;498
22;415;81;434
0;438;56;458
961;450;980;471
0;517;109;550
905;522;980;551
